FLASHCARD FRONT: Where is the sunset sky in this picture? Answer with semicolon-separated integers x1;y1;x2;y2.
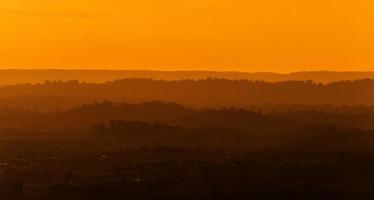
0;0;373;72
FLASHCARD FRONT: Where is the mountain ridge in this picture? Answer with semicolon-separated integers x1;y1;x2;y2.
1;69;374;85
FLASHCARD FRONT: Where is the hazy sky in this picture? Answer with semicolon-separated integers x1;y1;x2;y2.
0;0;373;72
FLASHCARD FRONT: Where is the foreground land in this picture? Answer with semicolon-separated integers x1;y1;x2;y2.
2;145;374;200
0;77;373;199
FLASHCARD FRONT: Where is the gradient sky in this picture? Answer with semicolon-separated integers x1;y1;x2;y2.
0;0;373;72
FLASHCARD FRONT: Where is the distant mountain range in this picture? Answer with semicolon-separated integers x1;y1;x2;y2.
0;78;374;110
1;70;374;85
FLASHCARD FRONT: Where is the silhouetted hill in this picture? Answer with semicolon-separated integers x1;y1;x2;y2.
89;120;374;153
2;100;374;200
1;101;374;136
2;70;374;85
0;79;374;110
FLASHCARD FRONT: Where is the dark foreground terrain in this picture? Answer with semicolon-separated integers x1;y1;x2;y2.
2;145;374;200
0;99;373;199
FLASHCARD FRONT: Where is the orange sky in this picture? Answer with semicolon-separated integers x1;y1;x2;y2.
0;0;373;72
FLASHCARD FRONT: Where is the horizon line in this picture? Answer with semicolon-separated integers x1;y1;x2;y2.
1;68;374;74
